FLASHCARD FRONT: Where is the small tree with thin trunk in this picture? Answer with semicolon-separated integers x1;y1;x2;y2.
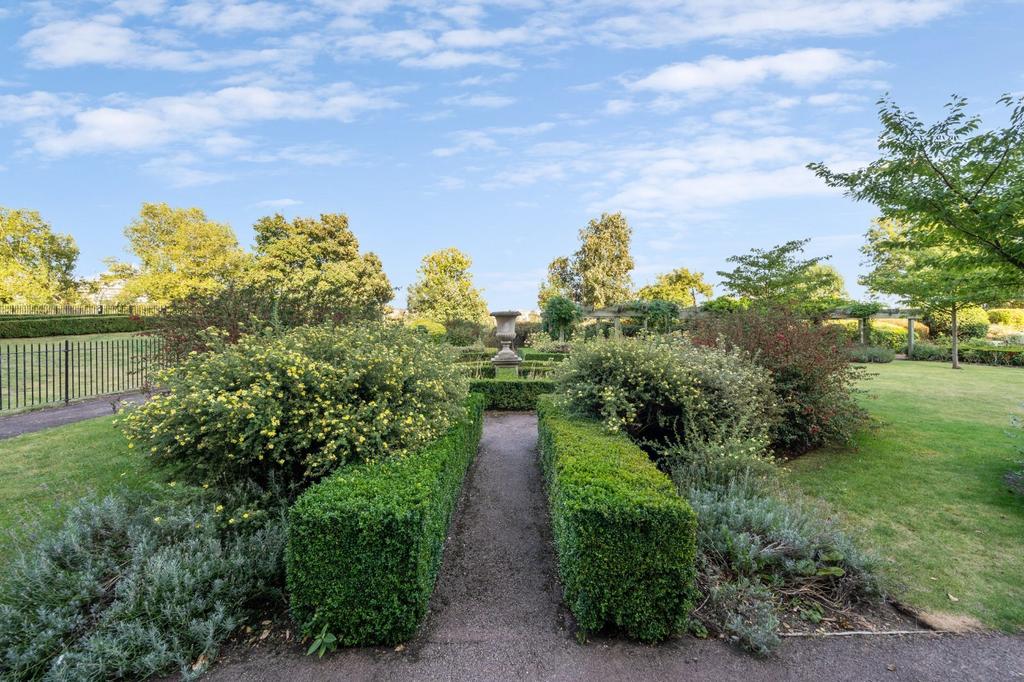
542;295;582;342
861;220;1015;368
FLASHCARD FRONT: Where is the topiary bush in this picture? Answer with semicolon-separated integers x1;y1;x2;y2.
868;322;908;351
286;395;484;646
537;396;697;642
120;322;468;494
554;335;777;450
468;379;555;410
691;308;867;456
924;306;990;339
405;317;447;341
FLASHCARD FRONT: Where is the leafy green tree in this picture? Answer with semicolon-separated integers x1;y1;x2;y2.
538;212;634;308
0;207;79;304
717;239;843;316
541;295;582;341
575;212;634;308
407;247;488;324
109;203;247;305
636;267;713;307
537;256;579;309
861;219;1016;368
810;94;1024;279
250;213;393;320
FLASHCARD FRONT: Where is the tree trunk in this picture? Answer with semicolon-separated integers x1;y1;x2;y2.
558;328;565;343
951;302;961;369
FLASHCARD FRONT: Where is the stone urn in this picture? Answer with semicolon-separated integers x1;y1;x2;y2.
490;310;523;376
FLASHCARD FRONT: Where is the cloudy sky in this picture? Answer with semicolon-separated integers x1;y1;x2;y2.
1;0;1022;309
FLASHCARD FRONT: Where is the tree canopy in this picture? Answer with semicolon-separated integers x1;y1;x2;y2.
0;207;80;304
249;213;393;320
539;212;634;309
810;94;1024;282
109;203;247;305
716;239;845;316
541;295;582;341
636;267;713;307
406;247;488;324
861;219;1017;367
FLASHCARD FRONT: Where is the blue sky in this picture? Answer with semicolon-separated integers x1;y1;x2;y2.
1;1;1022;310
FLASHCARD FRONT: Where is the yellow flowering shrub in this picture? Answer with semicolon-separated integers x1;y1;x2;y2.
119;322;468;493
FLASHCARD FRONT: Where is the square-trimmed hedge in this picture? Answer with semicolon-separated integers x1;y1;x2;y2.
469;378;554;410
286;394;484;646
0;315;156;338
537;395;697;642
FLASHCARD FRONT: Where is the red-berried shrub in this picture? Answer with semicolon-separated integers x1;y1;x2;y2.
690;308;866;456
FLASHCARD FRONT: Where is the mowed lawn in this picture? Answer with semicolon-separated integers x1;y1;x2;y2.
0;415;163;563
788;361;1024;631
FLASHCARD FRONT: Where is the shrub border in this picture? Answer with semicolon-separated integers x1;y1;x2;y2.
468;379;554;410
286;394;485;646
536;395;698;642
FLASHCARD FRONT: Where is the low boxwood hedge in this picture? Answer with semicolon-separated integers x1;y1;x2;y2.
536;396;697;642
286;394;485;646
468;379;555;410
0;315;156;339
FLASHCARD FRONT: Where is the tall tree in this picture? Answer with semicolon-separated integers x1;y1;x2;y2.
407;247;488;324
717;239;843;316
250;213;393;320
636;267;713;307
538;212;634;309
575;212;634;308
110;203;247;305
861;219;1016;368
537;256;579;309
809;94;1024;279
0;207;79;304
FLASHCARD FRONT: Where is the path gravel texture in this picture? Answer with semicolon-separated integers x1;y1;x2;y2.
205;412;1024;682
0;391;146;440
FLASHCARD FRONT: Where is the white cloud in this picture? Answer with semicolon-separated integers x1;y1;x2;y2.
26;84;397;156
441;93;516;108
142;153;230;187
631;49;883;95
432;130;498;157
437;176;465;190
254;197;303;207
172;1;311;33
19;16;312;71
439;27;532;49
604;99;635;115
400;50;519;69
0;91;77;122
588;0;961;48
344;30;435;60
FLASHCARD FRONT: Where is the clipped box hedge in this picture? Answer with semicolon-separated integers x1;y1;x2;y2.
536;396;697;642
286;394;485;646
468;378;554;410
0;315;156;339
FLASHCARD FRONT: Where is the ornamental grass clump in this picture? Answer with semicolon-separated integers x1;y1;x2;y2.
554;335;778;450
120;321;468;494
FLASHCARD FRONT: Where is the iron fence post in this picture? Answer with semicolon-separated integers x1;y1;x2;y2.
64;339;70;405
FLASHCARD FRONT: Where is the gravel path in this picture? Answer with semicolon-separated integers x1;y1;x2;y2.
0;391;146;440
205;412;1024;682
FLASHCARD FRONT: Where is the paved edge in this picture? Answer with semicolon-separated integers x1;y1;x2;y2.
0;391;146;440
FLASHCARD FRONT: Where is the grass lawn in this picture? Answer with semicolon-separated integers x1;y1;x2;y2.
787;361;1024;632
0;331;149;349
0;415;164;563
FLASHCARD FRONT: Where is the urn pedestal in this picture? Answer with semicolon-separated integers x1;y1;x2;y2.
490;310;523;378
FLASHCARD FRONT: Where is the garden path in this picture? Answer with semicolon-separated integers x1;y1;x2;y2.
205;412;1024;681
0;391;146;440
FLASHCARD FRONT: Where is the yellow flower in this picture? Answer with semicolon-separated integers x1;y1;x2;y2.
215;504;224;513
153;516;162;523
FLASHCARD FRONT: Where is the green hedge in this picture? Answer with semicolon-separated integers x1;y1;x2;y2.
910;341;1024;366
0;315;156;338
468;379;555;410
286;394;484;646
536;396;697;642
